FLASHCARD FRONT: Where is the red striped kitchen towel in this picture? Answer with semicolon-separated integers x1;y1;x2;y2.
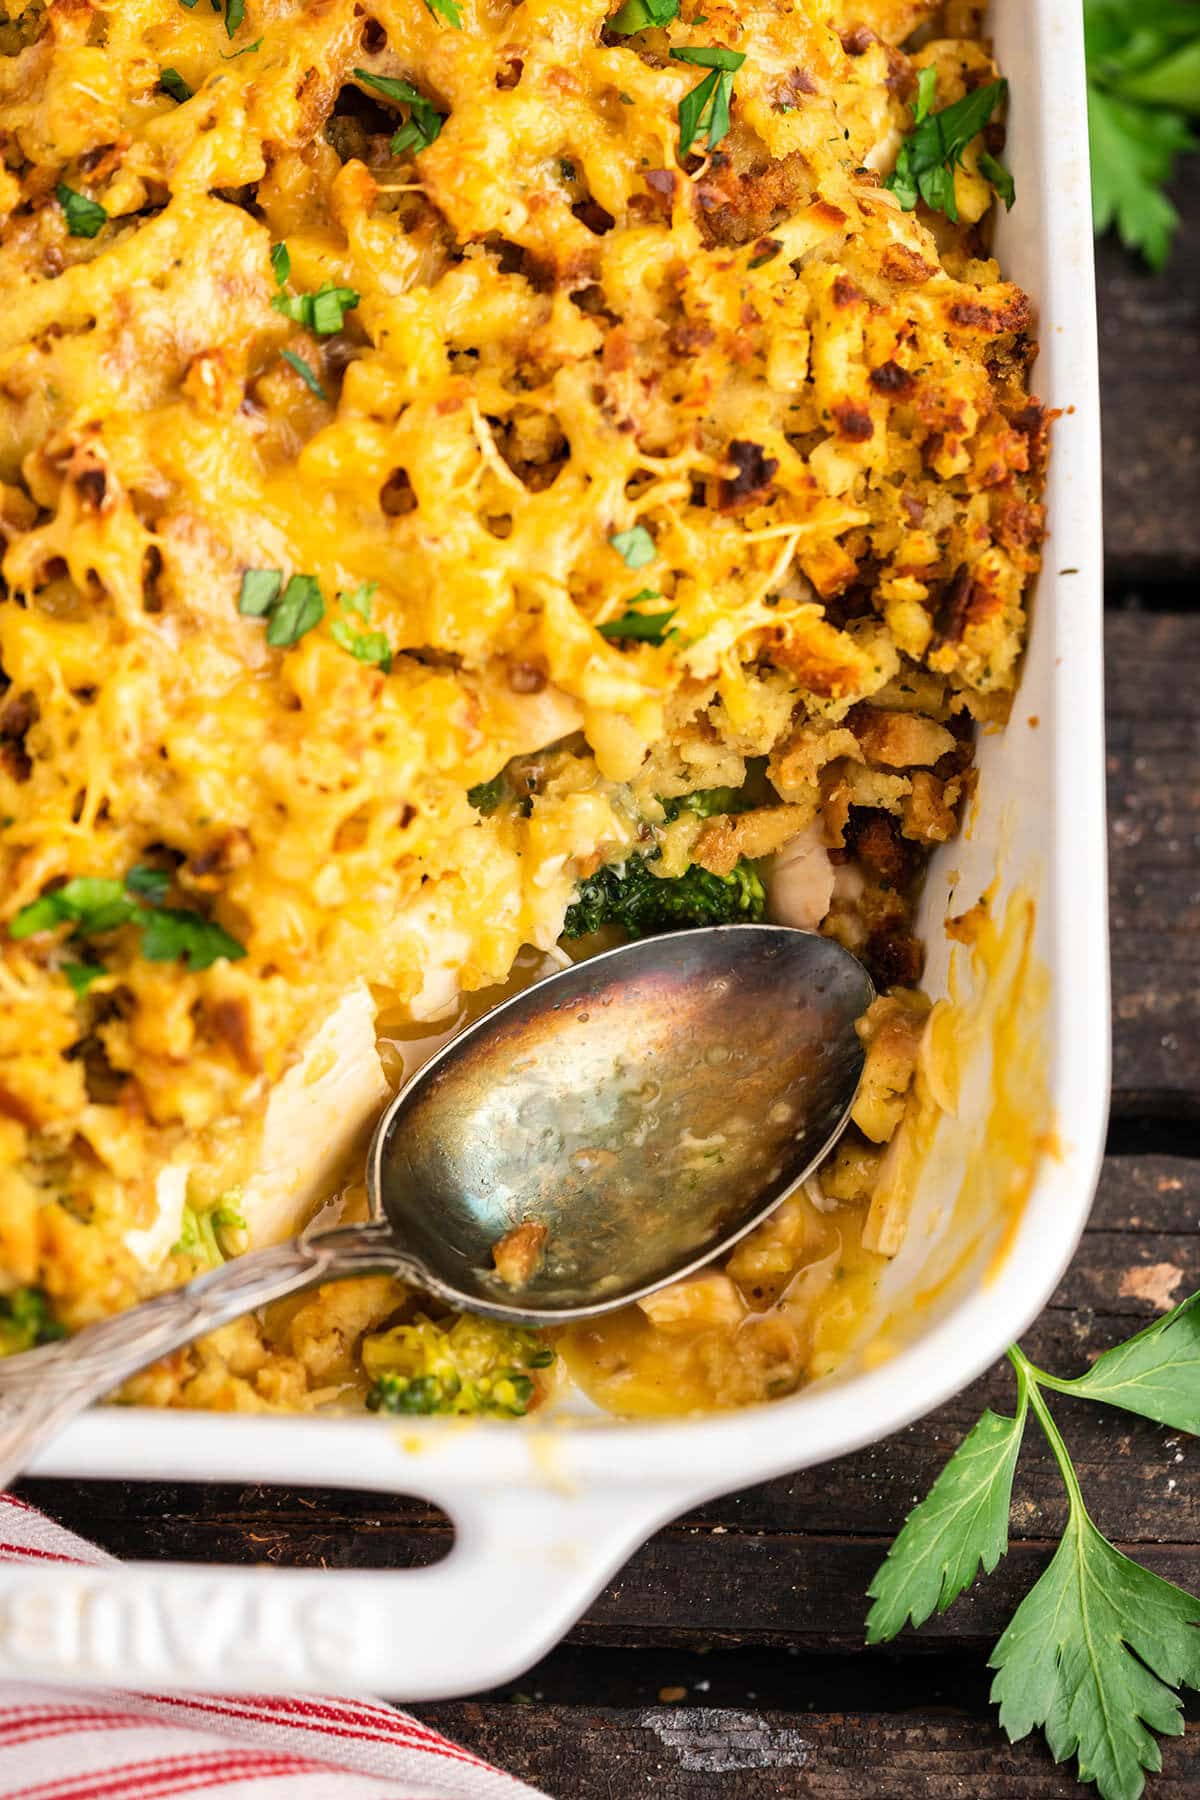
0;1495;548;1800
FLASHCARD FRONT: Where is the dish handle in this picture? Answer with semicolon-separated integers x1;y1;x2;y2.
0;1475;690;1698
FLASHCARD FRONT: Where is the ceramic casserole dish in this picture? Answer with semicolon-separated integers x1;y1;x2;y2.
0;0;1106;1700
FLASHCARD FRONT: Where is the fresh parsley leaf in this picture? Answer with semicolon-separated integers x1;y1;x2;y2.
747;238;781;269
885;77;1009;223
676;65;738;154
425;0;462;26
270;241;290;284
467;774;506;814
220;36;260;57
866;1314;1200;1800
139;907;246;970
913;62;937;123
1050;1291;1200;1433
56;185;107;239
669;44;745;69
330;618;392;671
238;568;283;617
224;0;244;36
10;871;244;971
265;573;324;647
978;149;1015;209
338;581;377;619
10;877;134;939
160;68;194;102
353;67;445;151
598;595;677;644
63;960;105;997
280;348;328;400
866;1397;1027;1643
609;0;678;31
1087;83;1192;270
991;1379;1200;1800
609;524;656;568
272;282;360;335
125;863;171;904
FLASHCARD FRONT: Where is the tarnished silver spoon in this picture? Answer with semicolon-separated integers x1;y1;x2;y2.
0;925;872;1482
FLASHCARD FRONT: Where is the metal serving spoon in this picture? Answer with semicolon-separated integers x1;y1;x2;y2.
0;925;872;1483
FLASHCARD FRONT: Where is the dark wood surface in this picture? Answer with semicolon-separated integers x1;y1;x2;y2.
17;178;1200;1798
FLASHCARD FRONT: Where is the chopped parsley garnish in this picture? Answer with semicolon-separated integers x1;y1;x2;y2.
747;238;781;269
609;524;656;568
265;573;324;647
63;959;105;997
224;0;244;36
598;593;677;644
159;68;193;102
352;67;446;153
56;185;107;239
140;908;247;970
885;72;1011;222
978;148;1015;210
238;568;283;617
9;870;245;972
239;568;325;647
220;36;261;57
280;348;328;400
273;282;360;336
270;241;290;284
330;581;391;668
609;0;678;31
126;863;171;904
425;0;462;26
330;621;391;670
672;45;745;155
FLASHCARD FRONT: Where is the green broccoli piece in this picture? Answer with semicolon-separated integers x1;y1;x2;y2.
172;1197;247;1267
0;1285;66;1356
363;1314;554;1417
467;774;506;815
563;853;765;939
659;786;747;823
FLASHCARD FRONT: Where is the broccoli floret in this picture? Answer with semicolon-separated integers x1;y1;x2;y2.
173;1197;248;1267
467;774;506;815
659;786;747;823
563;853;765;939
0;1285;66;1357
362;1313;555;1418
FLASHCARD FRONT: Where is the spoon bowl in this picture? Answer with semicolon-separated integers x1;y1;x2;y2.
0;924;871;1486
373;926;874;1319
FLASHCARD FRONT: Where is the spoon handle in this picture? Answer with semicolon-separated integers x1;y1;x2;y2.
0;1220;407;1490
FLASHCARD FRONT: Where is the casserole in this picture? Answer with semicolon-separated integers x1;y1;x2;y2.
0;0;1105;1698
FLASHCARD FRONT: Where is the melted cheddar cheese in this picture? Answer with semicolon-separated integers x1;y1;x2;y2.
0;0;1045;1407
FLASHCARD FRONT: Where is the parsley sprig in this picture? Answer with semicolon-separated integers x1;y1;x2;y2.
888;68;1007;221
353;67;446;153
885;69;1011;222
672;45;745;156
598;592;677;644
609;0;678;32
867;1291;1200;1799
9;867;245;974
56;185;107;239
269;242;359;336
238;568;324;646
1085;0;1200;269
330;581;392;670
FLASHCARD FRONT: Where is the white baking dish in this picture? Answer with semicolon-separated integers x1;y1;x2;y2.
0;0;1105;1699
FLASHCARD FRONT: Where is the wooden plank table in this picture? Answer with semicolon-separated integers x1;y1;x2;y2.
18;173;1200;1798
